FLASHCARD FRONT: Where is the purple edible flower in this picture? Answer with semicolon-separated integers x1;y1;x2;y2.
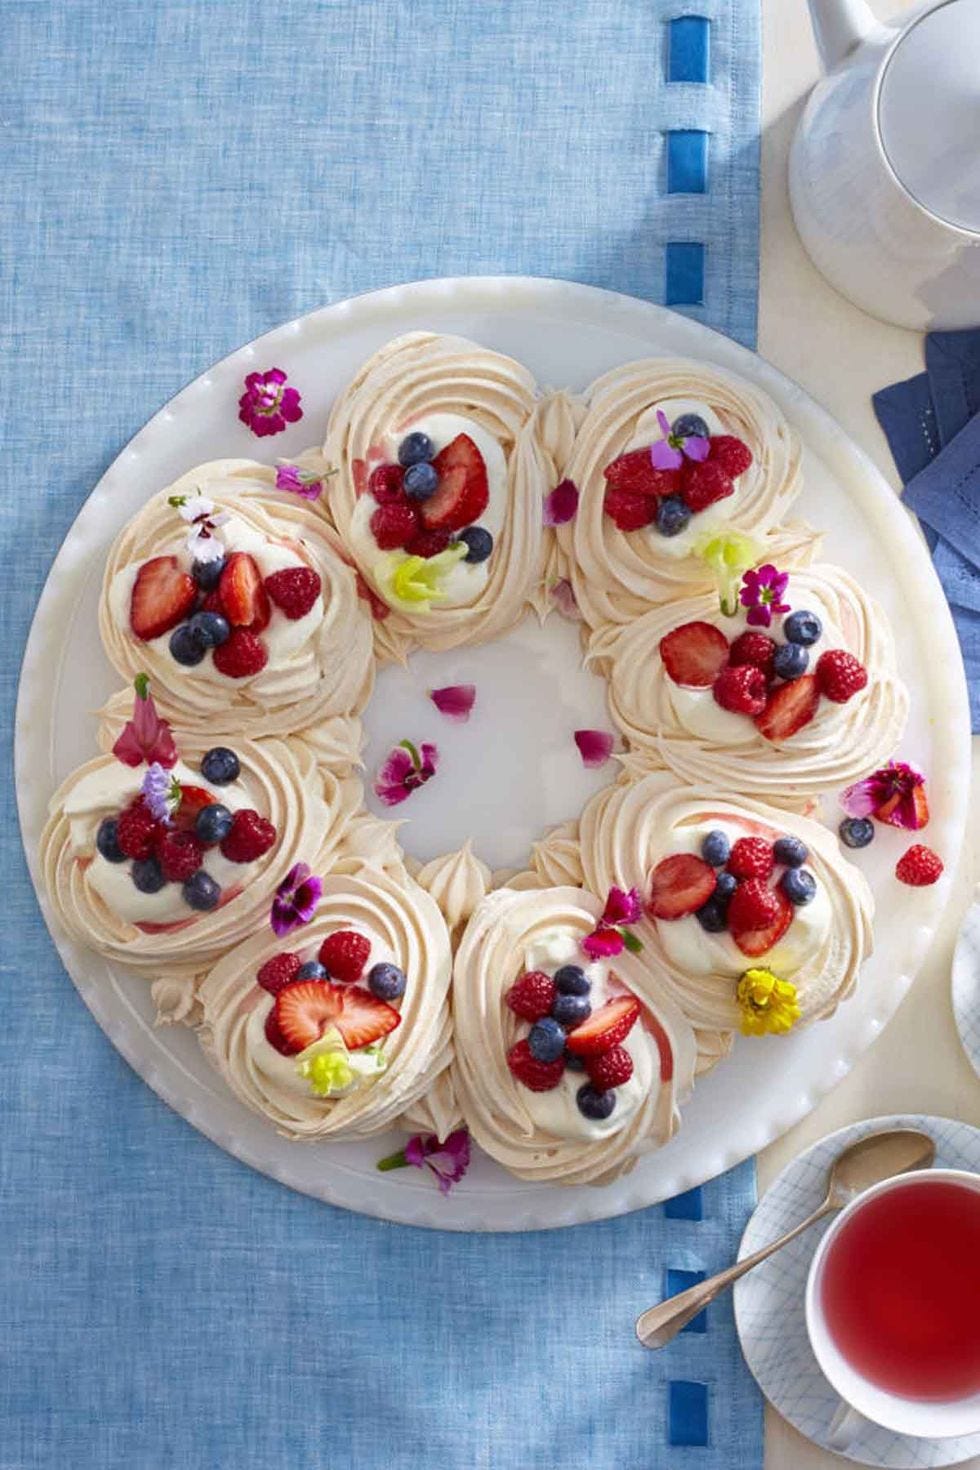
275;464;324;501
270;862;323;938
238;368;303;439
739;563;791;628
650;409;711;470
377;1129;471;1195
373;740;439;807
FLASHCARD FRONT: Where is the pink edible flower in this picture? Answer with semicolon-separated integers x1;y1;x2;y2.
270;862;323;938
373;739;439;807
582;926;625;960
649;409;711;470
429;685;476;724
238;368;303;438
377;1129;471;1195
601;886;642;927
275;464;323;500
574;729;615;768
739;563;791;628
112;674;178;769
840;760;929;830
582;887;644;960
543;479;580;527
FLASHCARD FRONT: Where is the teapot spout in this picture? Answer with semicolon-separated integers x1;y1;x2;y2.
807;0;879;70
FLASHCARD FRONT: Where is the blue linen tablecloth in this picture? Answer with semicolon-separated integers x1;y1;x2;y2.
1;4;763;1466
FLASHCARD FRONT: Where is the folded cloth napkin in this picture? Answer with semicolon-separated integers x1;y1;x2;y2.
873;328;980;730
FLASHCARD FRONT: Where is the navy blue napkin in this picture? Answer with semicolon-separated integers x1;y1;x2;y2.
872;329;980;730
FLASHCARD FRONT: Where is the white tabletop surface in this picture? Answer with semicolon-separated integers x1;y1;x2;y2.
758;1;980;1465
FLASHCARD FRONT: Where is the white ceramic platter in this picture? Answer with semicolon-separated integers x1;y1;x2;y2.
15;277;970;1231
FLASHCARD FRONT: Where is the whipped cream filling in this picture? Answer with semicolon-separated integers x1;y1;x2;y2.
653;820;831;981
64;759;250;925
664;589;843;744
107;516;324;682
349;411;507;609
511;925;658;1142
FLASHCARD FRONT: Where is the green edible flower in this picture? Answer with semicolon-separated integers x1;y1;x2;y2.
375;543;467;609
695;530;761;616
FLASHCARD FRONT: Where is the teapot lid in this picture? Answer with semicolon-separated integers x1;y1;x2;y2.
878;0;980;233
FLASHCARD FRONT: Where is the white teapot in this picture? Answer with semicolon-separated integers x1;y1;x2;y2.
790;0;980;328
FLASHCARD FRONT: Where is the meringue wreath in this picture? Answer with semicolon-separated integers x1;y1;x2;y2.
36;331;916;1193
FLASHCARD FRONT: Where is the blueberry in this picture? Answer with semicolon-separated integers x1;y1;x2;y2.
577;1084;616;1120
655;494;691;538
839;816;875;849
783;610;823;646
564;1050;586;1072
187;610;230;648
194;803;234;845
403;462;439;500
701;830;731;867
183;870;221;911
192;555;226;591
96;817;126;863
696;896;730;932
714;870;738;900
780;868;817;906
528;1017;566;1063
552;993;591;1027
368;962;407;1000
554;964;590;996
672;412;710;440
456;526;493;564
296;960;329;981
132;856;166;893
773;836;808;868
169;623;206;666
772;642;809;680
398;432;435;467
201;747;240;785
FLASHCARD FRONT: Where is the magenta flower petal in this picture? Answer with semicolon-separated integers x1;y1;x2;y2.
601;886;642;927
275;464;323;501
745;605;773;628
429;685;476;723
551;578;579;620
574;729;615;768
582;927;625;960
373;739;439;807
543;478;580;527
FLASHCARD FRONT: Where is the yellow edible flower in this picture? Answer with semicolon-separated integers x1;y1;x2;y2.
695;531;761;616
736;968;801;1037
296;1027;354;1098
375;544;467;609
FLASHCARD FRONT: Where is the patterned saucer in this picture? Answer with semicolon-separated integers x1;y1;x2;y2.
951;897;980;1079
733;1114;980;1469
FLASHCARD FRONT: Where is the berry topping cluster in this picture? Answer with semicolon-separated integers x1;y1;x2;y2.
648;829;817;957
129;550;322;680
94;746;276;913
603;417;753;537
659;605;869;742
505;964;641;1121
257;927;405;1062
367;432;494;563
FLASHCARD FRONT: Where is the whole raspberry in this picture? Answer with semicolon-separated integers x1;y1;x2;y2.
586;1044;634;1090
681;459;734;512
370;501;418;550
709;435;753;477
318;930;371;984
603;487;658;531
506;1038;565;1092
257;952;302;994
713;663;768;715
816;649;868;703
264;567;322;620
729;631;776;675
728;836;775;881
895;844;944;887
368;463;406;503
405;528;452;559
603;449;680;498
506;970;557;1022
154;828;205;882
116;799;161;861
212;628;268;678
219;809;277;863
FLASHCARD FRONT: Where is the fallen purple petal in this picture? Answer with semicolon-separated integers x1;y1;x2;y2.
429;684;476;723
574;729;615;768
543;479;580;527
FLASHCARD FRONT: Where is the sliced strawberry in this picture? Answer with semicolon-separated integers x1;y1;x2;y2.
272;980;345;1054
129;556;196;641
728;880;793;957
419;434;489;531
565;996;641;1057
603;449;680;498
659;621;730;688
648;853;718;920
172;784;214;833
219;552;271;631
334;985;401;1050
754;673;820;742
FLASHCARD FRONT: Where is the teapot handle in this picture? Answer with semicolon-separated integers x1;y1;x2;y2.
808;0;879;71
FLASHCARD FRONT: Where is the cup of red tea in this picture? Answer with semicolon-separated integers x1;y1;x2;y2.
805;1169;980;1444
